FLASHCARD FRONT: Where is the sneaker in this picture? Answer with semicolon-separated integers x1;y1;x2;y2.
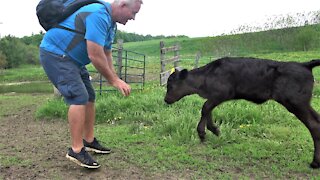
65;147;100;169
83;137;111;154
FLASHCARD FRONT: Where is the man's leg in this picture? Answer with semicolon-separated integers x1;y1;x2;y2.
82;102;111;154
83;101;95;143
66;103;100;168
39;49;100;168
68;104;86;153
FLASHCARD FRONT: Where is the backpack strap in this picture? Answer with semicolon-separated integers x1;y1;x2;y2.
55;25;86;35
56;1;111;35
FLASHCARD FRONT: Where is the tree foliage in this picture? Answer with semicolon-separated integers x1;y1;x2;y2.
0;36;29;68
20;31;45;47
0;51;7;69
115;30;186;43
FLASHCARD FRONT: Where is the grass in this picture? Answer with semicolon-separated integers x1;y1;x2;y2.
34;81;320;178
0;155;31;167
0;64;52;94
0;93;50;118
97;109;316;179
0;65;47;83
2;42;320;177
24;50;320;178
0;82;52;94
122;24;320;58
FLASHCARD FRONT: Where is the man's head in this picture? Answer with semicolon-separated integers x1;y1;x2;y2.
111;0;143;25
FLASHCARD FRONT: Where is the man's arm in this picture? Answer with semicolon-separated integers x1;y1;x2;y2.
87;40;131;96
104;49;118;80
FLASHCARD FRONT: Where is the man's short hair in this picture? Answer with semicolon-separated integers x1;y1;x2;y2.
114;0;143;6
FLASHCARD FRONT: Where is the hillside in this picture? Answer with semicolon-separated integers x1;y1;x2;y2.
122;24;320;58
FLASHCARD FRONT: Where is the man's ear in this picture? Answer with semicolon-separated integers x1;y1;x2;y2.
120;1;127;8
179;69;188;80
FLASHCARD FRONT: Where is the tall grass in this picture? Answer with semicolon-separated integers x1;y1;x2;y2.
36;80;320;143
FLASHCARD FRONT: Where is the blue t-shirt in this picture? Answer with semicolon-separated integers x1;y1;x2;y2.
40;2;116;66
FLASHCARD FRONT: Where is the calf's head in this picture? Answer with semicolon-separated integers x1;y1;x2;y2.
164;69;194;104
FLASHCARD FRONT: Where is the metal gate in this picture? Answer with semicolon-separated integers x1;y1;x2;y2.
90;44;146;95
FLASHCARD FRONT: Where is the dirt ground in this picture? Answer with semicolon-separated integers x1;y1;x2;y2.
0;94;177;180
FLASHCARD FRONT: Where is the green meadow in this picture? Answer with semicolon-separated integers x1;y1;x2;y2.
2;25;320;178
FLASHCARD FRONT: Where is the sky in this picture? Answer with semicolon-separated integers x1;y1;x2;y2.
0;0;319;38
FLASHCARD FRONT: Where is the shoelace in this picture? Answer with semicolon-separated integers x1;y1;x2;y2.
78;149;95;164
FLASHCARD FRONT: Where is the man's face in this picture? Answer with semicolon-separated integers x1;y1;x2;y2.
118;2;141;25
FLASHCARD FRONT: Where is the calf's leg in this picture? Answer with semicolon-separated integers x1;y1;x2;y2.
197;100;221;142
280;101;320;168
308;107;320;168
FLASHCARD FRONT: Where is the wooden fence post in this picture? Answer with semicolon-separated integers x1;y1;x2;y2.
160;41;165;74
174;44;180;68
160;41;165;86
117;39;123;79
194;52;201;69
159;41;181;85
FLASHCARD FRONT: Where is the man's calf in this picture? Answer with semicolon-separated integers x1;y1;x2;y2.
164;57;320;168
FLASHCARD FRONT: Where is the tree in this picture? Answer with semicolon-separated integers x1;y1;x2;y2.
0;35;28;68
24;45;39;65
20;33;44;46
0;51;7;69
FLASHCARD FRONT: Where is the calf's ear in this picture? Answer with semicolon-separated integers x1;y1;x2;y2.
179;69;188;80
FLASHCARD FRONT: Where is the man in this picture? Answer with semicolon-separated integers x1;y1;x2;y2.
39;0;143;169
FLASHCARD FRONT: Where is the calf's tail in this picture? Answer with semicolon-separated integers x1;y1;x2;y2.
303;59;320;69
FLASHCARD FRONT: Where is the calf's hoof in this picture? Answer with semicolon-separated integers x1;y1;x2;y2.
213;128;220;136
310;161;320;169
198;132;206;143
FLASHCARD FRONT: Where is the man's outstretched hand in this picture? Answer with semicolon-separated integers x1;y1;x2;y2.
110;78;131;96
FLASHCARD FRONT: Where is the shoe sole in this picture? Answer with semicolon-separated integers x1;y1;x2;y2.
85;147;111;154
65;154;101;169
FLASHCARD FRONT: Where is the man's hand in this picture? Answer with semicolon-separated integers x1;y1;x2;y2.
109;78;131;96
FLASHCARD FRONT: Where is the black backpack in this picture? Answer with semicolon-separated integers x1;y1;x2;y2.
36;0;103;34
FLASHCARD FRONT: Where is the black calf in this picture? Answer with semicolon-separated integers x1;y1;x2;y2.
164;57;320;168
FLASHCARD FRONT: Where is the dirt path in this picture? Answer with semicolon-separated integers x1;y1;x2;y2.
0;94;173;180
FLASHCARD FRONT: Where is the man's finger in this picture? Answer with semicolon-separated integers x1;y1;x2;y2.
119;88;125;96
124;88;129;96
